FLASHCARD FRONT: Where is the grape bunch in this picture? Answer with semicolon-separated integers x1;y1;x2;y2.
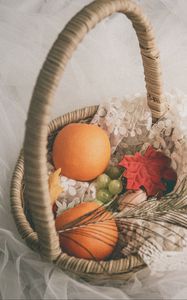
96;166;124;203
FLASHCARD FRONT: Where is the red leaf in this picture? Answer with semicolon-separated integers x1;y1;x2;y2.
119;146;176;196
163;167;177;181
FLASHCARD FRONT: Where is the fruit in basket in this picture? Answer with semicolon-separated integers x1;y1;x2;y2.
96;174;111;189
108;179;123;195
105;166;123;179
55;201;118;260
95;169;125;203
96;188;112;203
118;190;147;212
52;123;111;181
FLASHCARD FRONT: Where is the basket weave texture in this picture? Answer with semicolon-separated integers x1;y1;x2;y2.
10;0;168;281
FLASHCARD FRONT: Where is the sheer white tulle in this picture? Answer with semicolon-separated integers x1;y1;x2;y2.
1;0;187;299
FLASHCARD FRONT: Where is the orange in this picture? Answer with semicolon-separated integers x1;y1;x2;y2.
55;201;118;260
52;123;111;181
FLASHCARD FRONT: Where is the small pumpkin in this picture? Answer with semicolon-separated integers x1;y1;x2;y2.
55;201;118;260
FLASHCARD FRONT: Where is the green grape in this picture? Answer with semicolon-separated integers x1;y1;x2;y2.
105;166;123;179
108;179;123;195
96;189;112;203
96;174;111;189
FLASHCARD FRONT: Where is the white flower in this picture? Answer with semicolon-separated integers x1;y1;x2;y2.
60;177;77;195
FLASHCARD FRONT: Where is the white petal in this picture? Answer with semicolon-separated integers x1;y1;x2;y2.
60;176;68;182
130;130;136;137
119;127;127;135
68;179;76;186
114;127;119;136
69;186;77;196
153;141;160;148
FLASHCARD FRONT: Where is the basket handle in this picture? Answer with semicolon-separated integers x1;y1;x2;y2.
24;0;167;261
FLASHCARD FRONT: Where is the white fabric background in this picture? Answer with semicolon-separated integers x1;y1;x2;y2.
1;0;187;299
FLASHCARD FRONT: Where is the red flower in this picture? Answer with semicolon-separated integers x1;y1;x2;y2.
119;146;177;196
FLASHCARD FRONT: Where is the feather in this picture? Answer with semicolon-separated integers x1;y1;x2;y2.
56;179;187;267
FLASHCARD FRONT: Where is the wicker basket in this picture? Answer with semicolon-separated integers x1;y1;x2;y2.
10;0;169;282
